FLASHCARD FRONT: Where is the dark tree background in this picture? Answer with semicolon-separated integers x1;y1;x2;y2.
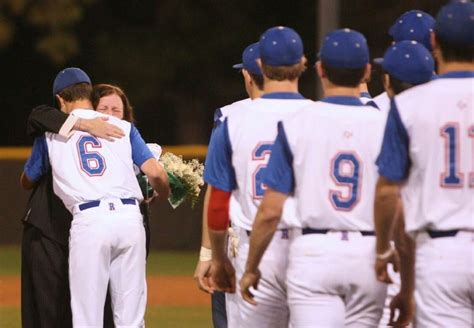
0;0;447;147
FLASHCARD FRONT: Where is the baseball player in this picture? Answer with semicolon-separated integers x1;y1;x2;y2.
373;9;435;112
372;40;435;327
375;1;474;327
22;67;170;327
204;26;312;328
193;42;264;328
240;29;388;327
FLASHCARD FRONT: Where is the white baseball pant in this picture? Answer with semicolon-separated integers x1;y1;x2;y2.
414;230;473;328
287;231;387;327
226;225;293;328
69;198;146;328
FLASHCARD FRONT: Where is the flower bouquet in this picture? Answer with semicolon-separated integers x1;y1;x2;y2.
158;152;205;209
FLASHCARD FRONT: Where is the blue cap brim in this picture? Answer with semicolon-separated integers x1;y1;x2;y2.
232;63;244;70
373;57;384;65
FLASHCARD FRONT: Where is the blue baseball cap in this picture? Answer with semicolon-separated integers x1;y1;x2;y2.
320;28;369;69
389;10;435;51
232;42;262;75
259;26;303;66
380;40;434;85
435;1;474;46
53;67;91;95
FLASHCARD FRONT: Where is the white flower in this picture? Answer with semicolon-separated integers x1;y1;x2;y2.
158;152;205;208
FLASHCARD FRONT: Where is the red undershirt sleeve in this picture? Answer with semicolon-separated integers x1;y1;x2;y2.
207;187;231;231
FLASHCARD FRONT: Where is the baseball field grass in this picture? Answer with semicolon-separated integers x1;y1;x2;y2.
0;246;212;327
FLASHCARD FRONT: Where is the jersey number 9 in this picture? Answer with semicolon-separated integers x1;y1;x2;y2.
329;152;362;211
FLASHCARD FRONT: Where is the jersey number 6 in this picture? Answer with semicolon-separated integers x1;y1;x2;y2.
329;152;362;211
77;135;107;177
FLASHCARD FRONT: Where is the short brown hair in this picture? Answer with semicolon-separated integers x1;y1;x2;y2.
322;62;366;87
249;72;264;90
261;59;307;81
92;84;135;123
58;83;92;102
436;34;474;63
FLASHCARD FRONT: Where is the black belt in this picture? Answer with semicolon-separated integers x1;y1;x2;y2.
246;229;290;239
78;198;137;211
302;228;375;236
426;230;459;238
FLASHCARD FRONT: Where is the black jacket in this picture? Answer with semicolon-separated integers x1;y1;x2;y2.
24;105;71;245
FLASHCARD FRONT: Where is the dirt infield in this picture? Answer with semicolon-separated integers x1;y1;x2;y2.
0;275;210;307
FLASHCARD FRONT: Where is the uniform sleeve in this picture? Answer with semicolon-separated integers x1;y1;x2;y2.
376;98;411;182
24;135;50;182
263;122;295;194
130;125;154;167
203;118;237;192
27;105;71;137
213;108;223;124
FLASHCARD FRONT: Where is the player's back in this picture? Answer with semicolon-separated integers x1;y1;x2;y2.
227;95;313;230
45;109;142;211
393;74;473;232
284;99;386;230
215;98;252;123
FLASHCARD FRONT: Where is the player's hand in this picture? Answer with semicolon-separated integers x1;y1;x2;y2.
375;248;400;284
193;260;214;294
81;117;125;141
209;257;236;293
389;291;415;327
240;269;261;306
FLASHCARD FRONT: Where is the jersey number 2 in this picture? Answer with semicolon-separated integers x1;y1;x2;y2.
77;136;107;176
252;142;273;199
440;123;474;188
329;152;362;211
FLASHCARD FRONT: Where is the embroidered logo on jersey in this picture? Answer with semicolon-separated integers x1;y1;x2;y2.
109;203;115;211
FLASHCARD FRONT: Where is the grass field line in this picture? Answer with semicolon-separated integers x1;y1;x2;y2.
0;275;210;307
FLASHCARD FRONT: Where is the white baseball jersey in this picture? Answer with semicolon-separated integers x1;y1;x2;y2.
205;93;313;230
214;98;252;226
373;92;391;113
377;72;474;233
265;97;386;230
24;109;152;212
215;98;252;122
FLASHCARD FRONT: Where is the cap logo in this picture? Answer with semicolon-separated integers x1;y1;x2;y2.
399;20;403;24
272;41;277;45
405;54;410;58
355;43;360;48
417;13;423;18
333;41;339;46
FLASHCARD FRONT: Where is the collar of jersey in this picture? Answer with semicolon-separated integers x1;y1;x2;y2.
321;96;365;106
438;71;474;79
261;92;305;100
359;92;372;99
